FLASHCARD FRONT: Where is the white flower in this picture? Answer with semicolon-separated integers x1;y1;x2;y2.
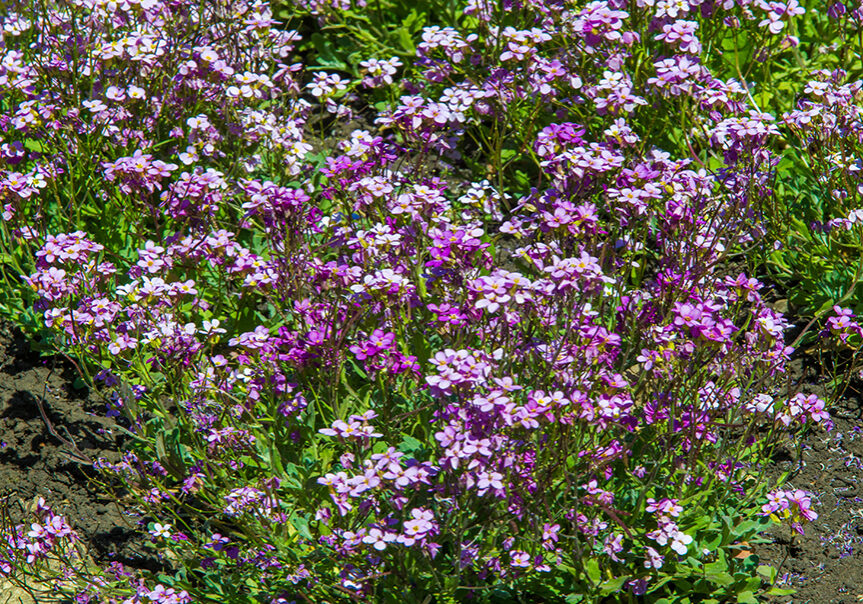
149;523;172;539
202;319;226;335
670;531;692;555
82;99;107;112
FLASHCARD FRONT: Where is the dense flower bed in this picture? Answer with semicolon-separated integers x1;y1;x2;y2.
0;0;861;602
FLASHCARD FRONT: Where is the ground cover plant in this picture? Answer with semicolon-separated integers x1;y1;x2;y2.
0;0;862;602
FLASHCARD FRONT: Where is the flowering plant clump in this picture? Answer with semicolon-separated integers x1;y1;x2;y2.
0;0;857;602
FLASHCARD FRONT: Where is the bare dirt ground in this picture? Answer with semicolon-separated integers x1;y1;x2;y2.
0;321;145;603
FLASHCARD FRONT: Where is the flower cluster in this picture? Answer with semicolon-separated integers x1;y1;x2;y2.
762;488;819;535
0;0;849;601
2;499;77;569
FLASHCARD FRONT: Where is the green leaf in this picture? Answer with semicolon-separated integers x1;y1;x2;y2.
397;27;415;54
399;434;424;454
757;564;777;583
704;572;734;587
584;559;601;584
650;575;674;592
317;447;333;472
410;325;432;366
732;518;767;537
154;431;175;476
257;438;286;476
291;513;313;540
24;139;46;153
310;33;348;70
736;591;758;604
500;148;518;162
345;358;368;381
815;297;836;315
598;576;628;596
743;575;762;592
304;396;317;429
118;380;140;422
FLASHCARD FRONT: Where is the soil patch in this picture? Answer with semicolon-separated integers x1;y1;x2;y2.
0;321;148;573
759;378;863;603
